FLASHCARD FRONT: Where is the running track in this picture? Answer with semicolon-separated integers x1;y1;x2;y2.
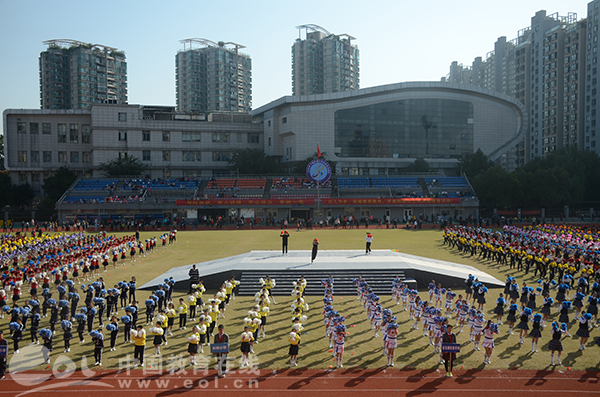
2;368;599;396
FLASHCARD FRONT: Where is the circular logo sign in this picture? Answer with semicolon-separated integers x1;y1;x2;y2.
306;159;332;184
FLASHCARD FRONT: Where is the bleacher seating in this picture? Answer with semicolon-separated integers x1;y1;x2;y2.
270;194;330;200
72;179;118;191
337;177;370;189
63;196;106;203
371;177;420;189
424;177;469;188
206;178;236;190
236;178;266;190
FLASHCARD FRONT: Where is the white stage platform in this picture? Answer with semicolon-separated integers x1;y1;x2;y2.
140;250;503;292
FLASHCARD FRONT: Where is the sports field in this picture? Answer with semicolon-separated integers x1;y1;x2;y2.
5;227;600;375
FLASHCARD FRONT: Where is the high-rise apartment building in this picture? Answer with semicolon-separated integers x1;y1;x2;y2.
292;24;359;96
585;0;600;152
443;7;589;168
39;39;127;110
175;39;252;113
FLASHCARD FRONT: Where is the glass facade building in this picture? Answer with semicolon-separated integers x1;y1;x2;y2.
253;82;527;175
335;99;473;159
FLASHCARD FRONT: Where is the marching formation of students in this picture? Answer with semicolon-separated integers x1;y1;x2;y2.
441;224;600;366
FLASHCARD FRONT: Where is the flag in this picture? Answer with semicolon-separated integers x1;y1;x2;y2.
317;145;321;158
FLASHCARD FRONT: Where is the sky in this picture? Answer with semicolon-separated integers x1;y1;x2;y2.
0;0;589;133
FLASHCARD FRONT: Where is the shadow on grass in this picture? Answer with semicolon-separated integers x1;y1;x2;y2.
561;348;583;366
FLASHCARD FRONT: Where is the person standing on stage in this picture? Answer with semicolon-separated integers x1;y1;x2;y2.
281;231;290;255
366;233;373;254
214;324;229;378
441;324;457;377
311;238;319;263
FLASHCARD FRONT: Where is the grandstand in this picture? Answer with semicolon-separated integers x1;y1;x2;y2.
56;174;478;225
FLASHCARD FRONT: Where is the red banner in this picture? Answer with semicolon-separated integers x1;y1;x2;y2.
320;197;461;206
176;199;315;207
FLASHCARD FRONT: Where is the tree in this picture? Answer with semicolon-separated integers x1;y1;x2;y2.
228;149;281;175
99;155;146;177
0;171;12;205
42;167;78;202
456;149;494;179
407;158;430;173
36;167;78;220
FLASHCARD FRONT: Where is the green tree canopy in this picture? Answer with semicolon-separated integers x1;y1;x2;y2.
228;149;281;175
99;155;146;177
407;158;430;173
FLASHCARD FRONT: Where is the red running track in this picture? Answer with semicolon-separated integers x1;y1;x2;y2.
1;368;599;397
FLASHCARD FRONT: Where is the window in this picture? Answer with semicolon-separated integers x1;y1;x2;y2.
162;131;170;142
163;150;170;162
118;112;127;122
82;151;91;163
268;137;272;146
82;125;91;143
32;172;39;182
58;151;67;163
19;172;27;183
43;151;52;163
70;124;79;143
247;133;260;144
42;123;51;134
118;152;128;160
268;120;271;127
182;151;201;161
212;152;230;161
31;151;39;163
212;132;229;142
282;117;287;124
142;150;151;161
182;132;201;142
18;151;27;163
70;152;79;163
118;131;127;141
30;123;39;135
17;122;26;134
58;124;67;142
142;131;151;141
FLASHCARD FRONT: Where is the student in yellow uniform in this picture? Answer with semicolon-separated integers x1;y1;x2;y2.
202;308;213;340
188;292;197;321
165;303;176;336
240;325;254;367
288;330;301;367
258;301;270;338
132;325;146;367
208;300;220;337
264;276;277;304
156;309;168;345
150;321;164;355
187;325;200;366
197;316;208;353
177;298;188;330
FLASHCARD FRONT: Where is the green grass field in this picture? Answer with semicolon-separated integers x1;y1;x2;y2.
6;228;600;372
